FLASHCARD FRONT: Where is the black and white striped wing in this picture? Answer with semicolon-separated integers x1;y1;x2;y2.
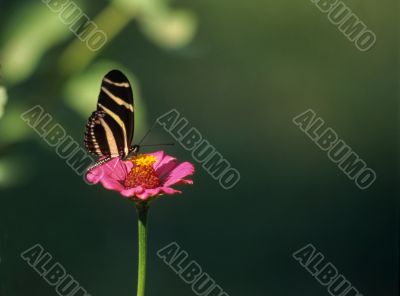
84;70;134;158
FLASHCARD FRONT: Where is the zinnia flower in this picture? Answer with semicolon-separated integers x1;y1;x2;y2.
86;150;195;200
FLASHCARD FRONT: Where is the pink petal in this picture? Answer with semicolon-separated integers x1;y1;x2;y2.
86;168;103;184
163;162;195;187
148;151;165;166
85;158;116;184
86;158;127;191
161;187;182;195
148;150;179;177
105;158;128;180
156;156;178;177
136;188;162;200
120;186;145;197
99;178;125;191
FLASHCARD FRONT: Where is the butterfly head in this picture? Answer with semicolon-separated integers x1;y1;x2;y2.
131;145;140;155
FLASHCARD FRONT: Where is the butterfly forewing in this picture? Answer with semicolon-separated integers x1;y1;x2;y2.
84;70;134;158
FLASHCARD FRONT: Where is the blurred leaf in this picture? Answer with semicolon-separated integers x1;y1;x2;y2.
1;3;72;84
113;0;160;16
0;87;7;119
63;61;148;136
113;0;197;49
0;156;32;188
58;2;132;75
0;103;31;144
140;9;197;49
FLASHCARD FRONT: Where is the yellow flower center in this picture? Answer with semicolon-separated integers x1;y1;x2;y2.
124;154;160;189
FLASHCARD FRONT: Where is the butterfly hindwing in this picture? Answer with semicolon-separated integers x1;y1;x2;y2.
85;110;109;156
84;70;134;158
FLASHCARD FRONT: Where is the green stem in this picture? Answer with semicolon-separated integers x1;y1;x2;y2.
136;202;149;296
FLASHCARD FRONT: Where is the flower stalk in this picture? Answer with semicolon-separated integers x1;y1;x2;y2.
136;201;149;296
85;151;194;296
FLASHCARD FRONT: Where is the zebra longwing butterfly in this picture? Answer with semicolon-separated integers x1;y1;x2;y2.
84;70;139;169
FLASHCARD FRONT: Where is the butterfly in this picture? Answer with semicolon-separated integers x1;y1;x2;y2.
84;70;139;169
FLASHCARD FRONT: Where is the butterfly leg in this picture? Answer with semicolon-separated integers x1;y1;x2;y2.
87;156;113;172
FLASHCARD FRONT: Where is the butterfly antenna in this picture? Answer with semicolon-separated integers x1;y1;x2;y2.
140;143;175;147
138;121;158;146
137;121;174;148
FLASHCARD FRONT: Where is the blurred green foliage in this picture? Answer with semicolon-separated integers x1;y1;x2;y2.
0;87;6;119
0;0;197;187
0;0;398;296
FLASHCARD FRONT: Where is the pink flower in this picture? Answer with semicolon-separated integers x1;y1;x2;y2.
86;151;195;200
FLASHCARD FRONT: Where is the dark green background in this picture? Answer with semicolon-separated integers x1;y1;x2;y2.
0;0;398;295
